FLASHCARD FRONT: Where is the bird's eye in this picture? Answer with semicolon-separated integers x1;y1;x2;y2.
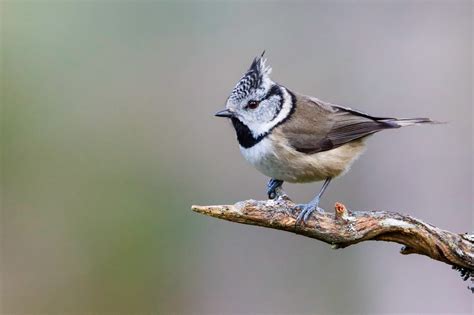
247;100;260;110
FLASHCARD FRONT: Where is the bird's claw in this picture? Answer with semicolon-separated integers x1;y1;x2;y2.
295;202;324;226
267;179;283;199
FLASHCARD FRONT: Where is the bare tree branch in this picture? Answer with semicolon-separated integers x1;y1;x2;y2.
192;195;473;289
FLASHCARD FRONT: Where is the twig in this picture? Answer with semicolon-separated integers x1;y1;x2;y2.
192;195;473;289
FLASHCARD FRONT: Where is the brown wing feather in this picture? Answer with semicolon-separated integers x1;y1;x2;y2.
281;94;397;154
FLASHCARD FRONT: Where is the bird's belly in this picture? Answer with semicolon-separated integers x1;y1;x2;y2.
240;137;366;183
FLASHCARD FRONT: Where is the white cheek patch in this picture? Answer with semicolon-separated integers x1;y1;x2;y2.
249;87;293;138
251;96;278;122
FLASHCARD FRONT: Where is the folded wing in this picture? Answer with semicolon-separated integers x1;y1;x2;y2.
281;95;400;154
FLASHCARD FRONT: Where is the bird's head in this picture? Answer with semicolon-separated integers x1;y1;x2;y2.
215;53;293;138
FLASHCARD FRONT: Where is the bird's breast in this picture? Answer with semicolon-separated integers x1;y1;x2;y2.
239;134;366;183
239;137;274;170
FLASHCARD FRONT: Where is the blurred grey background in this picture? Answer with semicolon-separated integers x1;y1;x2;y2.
1;1;472;314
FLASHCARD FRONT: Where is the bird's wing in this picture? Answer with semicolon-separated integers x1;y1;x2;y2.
280;94;397;154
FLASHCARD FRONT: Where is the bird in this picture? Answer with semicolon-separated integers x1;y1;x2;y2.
215;52;437;225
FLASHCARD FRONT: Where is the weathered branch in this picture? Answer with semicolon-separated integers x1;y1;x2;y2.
192;195;473;289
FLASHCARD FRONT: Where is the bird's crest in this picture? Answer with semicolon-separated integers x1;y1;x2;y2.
229;51;272;102
248;50;272;77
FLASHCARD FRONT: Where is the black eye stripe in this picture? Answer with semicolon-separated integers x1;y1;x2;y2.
262;85;282;101
266;85;284;121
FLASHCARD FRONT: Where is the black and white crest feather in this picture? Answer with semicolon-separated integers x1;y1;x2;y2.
229;52;272;103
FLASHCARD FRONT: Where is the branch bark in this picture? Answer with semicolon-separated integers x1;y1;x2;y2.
192;195;473;286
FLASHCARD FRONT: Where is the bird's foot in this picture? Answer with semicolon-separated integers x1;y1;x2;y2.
295;199;324;225
267;179;284;199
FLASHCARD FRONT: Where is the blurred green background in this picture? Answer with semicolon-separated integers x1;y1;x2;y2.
1;1;472;314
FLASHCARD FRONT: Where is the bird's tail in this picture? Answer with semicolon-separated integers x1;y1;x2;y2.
381;117;442;128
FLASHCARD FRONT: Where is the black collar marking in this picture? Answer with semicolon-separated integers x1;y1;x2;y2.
231;117;265;148
232;88;296;149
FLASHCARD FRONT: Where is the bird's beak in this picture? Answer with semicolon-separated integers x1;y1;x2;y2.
214;109;234;118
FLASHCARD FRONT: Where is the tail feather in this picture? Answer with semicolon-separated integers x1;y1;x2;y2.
381;117;442;128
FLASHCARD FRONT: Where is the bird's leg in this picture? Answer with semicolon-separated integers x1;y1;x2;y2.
296;177;332;225
267;179;284;199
